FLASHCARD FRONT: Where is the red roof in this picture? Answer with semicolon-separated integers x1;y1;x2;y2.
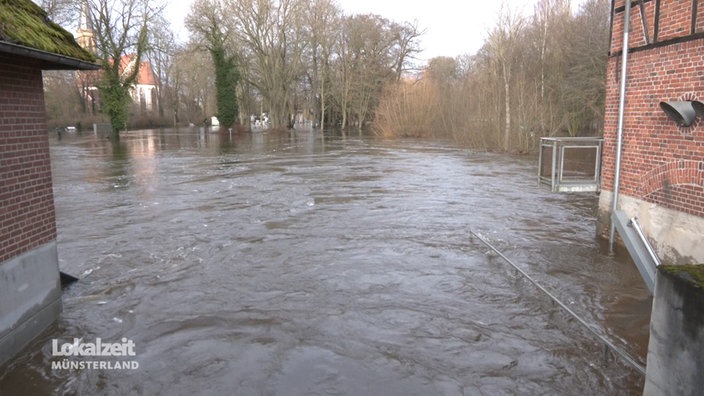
118;54;158;86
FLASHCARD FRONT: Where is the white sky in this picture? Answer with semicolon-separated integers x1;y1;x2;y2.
335;0;540;61
167;0;588;62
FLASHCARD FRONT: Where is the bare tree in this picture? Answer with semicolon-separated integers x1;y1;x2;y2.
178;0;422;132
389;20;423;82
43;71;86;128
334;14;400;131
173;43;217;125
146;13;177;122
88;0;158;137
40;0;85;126
485;5;525;151
186;0;240;128
304;0;340;129
530;0;571;136
562;0;610;136
368;0;611;152
224;0;308;129
38;0;78;27
426;56;459;86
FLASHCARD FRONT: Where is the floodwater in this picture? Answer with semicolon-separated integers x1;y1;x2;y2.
1;128;651;395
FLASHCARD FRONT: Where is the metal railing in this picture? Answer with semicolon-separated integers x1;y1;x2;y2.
629;217;661;268
539;137;604;193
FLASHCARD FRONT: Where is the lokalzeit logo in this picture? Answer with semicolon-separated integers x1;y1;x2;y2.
51;337;139;370
52;338;136;357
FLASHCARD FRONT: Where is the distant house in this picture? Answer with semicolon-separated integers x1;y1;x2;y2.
0;0;98;367
119;53;160;113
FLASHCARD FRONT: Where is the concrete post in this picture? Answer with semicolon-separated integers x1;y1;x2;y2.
644;265;704;396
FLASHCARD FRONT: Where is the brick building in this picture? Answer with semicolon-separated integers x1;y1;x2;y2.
598;0;704;264
0;1;98;367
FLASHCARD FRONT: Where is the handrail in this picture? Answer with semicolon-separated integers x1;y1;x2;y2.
469;230;646;376
629;217;661;267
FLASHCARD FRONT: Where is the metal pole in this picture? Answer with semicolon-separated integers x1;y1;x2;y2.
609;1;631;253
551;141;557;192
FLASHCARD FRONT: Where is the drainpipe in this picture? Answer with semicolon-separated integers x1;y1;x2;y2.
609;0;631;253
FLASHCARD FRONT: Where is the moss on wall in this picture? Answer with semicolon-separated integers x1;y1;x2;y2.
660;264;704;290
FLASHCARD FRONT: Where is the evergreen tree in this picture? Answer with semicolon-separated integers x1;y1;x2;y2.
186;0;240;130
211;42;239;128
100;73;131;135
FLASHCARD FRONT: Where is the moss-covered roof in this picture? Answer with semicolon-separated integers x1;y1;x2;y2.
0;0;96;63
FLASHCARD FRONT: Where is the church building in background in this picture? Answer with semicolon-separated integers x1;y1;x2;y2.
75;1;159;114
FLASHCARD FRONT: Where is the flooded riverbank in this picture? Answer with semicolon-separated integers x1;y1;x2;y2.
1;128;650;394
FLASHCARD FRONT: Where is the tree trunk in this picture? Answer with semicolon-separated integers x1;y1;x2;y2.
320;75;326;129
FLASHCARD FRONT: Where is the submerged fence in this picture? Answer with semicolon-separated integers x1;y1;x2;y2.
470;230;646;376
538;137;603;193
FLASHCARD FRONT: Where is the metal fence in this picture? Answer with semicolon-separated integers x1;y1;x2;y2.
93;123;112;136
538;137;603;193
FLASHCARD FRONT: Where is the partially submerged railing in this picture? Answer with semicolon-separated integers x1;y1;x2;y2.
539;137;604;193
470;230;646;375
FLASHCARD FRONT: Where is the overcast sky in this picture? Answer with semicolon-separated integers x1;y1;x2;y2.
167;0;587;62
335;0;542;60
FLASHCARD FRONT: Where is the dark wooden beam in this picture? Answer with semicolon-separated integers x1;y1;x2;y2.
614;0;653;13
640;0;651;44
608;0;616;56
653;0;660;42
692;0;699;35
609;31;704;58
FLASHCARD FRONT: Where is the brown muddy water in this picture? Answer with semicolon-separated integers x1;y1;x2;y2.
0;128;651;395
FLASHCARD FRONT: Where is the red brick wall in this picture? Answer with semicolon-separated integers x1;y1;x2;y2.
0;53;57;263
610;0;703;51
656;0;694;40
611;0;657;51
602;1;704;218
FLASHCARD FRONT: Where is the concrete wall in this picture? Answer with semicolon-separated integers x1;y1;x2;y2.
644;265;704;395
0;53;61;367
598;1;704;263
0;243;61;367
598;191;704;264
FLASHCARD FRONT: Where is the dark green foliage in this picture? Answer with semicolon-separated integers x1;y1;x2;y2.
211;43;239;128
186;0;240;129
99;75;130;136
97;23;149;139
